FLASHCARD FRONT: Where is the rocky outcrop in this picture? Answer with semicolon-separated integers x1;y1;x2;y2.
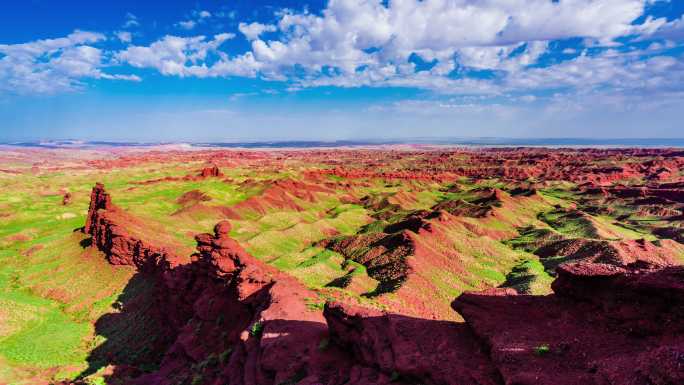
535;238;681;268
432;199;494;217
199;165;223;178
128;221;338;385
551;261;684;313
176;189;212;205
324;301;501;385
131;165;226;185
453;262;684;385
321;260;684;385
83;183;179;269
84;183;112;234
231;178;335;216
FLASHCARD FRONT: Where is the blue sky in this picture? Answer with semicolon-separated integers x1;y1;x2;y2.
1;0;684;141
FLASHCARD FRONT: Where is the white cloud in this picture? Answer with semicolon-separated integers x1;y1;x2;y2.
115;33;256;78
193;0;660;94
256;0;648;71
0;31;139;95
6;0;680;102
648;15;684;41
238;22;277;41
113;0;681;100
505;51;684;94
116;31;132;43
122;12;139;29
456;41;549;72
177;20;197;30
176;10;216;31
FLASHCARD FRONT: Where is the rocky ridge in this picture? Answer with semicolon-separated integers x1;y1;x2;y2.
78;184;684;385
83;183;180;269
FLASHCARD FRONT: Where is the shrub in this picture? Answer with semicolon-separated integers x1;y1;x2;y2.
534;344;550;356
250;321;263;337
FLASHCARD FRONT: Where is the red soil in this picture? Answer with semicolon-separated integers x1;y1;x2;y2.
176;190;212;206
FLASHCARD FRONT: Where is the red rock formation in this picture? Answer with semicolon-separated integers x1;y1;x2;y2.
199;165;223;178
83;183;180;269
86;219;684;385
321;230;415;295
319;261;684;385
453;262;684;385
535;238;681;268
84;183;112;234
121;220;416;385
231;178;335;216
324;301;501;385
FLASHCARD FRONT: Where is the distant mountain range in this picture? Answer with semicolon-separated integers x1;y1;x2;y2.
3;138;684;149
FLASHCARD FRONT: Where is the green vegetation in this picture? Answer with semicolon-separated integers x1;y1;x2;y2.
0;160;172;383
501;257;554;295
534;344;551;356
503;226;563;253
250;321;263;337
538;209;599;239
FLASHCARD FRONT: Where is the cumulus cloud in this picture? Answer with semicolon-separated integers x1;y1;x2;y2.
505;51;684;94
108;0;683;103
238;22;277;41
200;0;664;94
115;33;258;77
6;0;682;101
0;31;139;94
252;0;648;71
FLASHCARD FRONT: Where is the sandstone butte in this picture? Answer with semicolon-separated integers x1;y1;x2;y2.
66;182;684;385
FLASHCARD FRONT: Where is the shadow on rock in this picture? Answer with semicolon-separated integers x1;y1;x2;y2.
75;271;176;383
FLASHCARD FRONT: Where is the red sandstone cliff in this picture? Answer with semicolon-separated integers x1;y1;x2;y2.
83;183;182;269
